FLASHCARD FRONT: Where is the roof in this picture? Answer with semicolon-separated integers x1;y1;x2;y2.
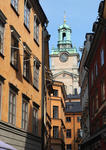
67;94;80;99
58;23;71;30
65;102;82;113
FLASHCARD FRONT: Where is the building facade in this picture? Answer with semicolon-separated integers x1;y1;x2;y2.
0;0;48;149
65;100;82;150
50;19;80;96
48;81;66;150
81;0;106;149
79;33;94;144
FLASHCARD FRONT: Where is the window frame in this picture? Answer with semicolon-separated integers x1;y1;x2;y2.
32;106;38;135
11;33;19;70
66;129;71;138
24;0;31;30
11;0;19;13
66;144;72;150
66;117;71;122
33;58;40;90
34;15;40;44
53;126;59;138
100;48;104;66
23;48;30;81
8;88;17;125
53;106;58;119
22;97;28;130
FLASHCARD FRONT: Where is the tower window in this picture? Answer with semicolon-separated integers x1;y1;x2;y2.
63;32;66;41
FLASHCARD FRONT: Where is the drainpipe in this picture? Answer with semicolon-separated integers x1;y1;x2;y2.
41;25;46;150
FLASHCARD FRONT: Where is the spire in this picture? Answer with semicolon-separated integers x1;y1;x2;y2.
64;11;66;24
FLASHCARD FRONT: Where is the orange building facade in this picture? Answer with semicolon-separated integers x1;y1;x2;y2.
48;81;66;150
0;0;48;149
65;99;82;150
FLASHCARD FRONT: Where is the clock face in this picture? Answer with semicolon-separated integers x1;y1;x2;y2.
59;53;68;62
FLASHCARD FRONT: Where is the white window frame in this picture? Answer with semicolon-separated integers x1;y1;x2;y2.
24;0;30;29
11;0;18;12
34;16;39;43
0;20;4;55
22;98;28;130
8;88;16;125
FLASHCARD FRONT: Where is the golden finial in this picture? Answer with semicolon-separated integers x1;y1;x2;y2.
64;11;66;24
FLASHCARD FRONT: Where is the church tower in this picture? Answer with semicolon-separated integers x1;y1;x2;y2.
50;18;80;96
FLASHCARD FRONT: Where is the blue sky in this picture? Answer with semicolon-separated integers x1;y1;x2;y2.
40;0;100;56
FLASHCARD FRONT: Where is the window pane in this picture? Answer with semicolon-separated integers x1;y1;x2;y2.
9;90;16;125
0;21;4;54
22;99;28;130
53;106;58;119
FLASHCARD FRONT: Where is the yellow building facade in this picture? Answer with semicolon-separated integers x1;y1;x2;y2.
0;0;48;149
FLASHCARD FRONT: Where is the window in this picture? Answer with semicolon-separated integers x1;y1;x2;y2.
53;89;58;97
66;144;72;150
66;129;71;138
91;71;93;86
74;88;78;95
11;0;18;12
53;126;59;138
11;34;19;69
23;49;30;81
32;107;38;135
66;117;71;122
53;106;58;119
0;20;4;55
0;82;2;119
33;59;40;89
101;79;105;102
8;88;16;125
100;48;104;66
94;62;98;77
95;91;98;111
77;116;81;122
77;129;81;137
34;16;39;43
22;98;28;130
24;0;30;29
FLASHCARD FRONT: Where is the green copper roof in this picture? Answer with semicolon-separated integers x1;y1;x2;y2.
58;23;71;30
51;47;77;55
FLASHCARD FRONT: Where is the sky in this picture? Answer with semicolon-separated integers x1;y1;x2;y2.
40;0;101;56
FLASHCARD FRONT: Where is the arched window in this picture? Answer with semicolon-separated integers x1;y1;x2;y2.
63;32;66;41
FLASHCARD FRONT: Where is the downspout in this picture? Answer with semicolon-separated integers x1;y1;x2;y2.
41;25;46;150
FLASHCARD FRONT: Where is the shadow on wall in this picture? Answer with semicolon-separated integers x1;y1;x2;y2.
24;101;42;150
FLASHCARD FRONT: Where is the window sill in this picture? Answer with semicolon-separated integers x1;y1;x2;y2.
33;85;39;92
23;75;30;83
24;23;30;33
34;38;39;47
0;52;4;59
10;63;18;72
11;4;19;17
